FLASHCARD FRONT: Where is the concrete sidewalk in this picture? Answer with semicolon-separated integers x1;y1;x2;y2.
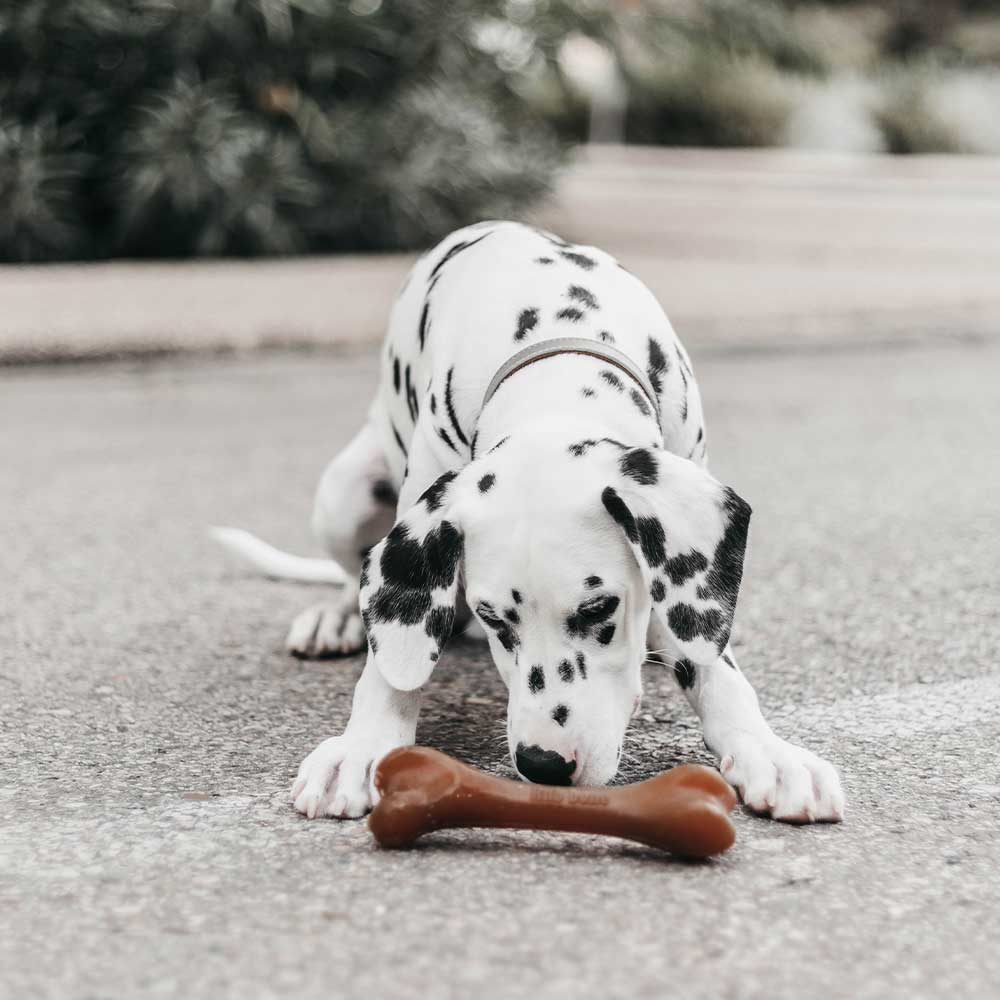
2;339;998;998
4;147;1000;363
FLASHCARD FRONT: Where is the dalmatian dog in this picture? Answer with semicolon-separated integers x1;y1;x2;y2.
216;221;844;824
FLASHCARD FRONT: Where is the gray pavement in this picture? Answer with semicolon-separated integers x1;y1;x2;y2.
2;340;999;999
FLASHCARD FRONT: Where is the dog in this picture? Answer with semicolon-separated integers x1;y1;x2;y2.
215;220;844;824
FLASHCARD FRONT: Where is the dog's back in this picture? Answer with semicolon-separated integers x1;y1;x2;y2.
372;221;707;483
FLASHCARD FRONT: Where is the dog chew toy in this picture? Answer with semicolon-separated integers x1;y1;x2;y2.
369;746;737;859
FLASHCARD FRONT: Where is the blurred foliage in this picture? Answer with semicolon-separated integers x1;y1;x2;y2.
3;1;1000;261
0;0;609;261
539;1;1000;153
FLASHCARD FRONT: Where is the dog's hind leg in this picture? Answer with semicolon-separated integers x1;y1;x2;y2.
286;422;397;658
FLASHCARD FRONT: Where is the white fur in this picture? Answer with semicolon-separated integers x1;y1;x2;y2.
216;222;844;825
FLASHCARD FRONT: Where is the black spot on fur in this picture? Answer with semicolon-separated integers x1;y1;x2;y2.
366;521;463;629
383;521;462;594
359;553;371;589
630;388;652;418
721;650;738;670
697;427;704;443
569;439;597;457
511;589;522;604
429;231;493;281
697;489;752;650
675;345;689;421
599;330;615;343
418;301;431;350
391;421;407;458
596;623;616;645
444;367;469;448
437;426;459;453
664;550;709;587
478;473;496;493
667;604;724;644
620;448;658;486
585;575;602;589
599;369;623;391
515;308;539;342
558;659;574;683
674;658;696;689
419;470;457;512
556;307;584;323
696;584;712;600
470;429;478;457
582;387;597;398
504;607;520;625
404;365;418;422
477;601;519;653
602;487;637;543
576;651;587;679
430;393;437;414
566;595;619;639
630;507;711;588
425;605;455;647
567;285;599;310
647;337;668;397
559;250;596;270
372;479;398;506
528;665;545;693
650;578;666;602
636;516;666;568
551;704;569;727
536;256;554;265
393;357;401;393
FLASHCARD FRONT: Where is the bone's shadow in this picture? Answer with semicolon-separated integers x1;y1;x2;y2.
375;829;721;866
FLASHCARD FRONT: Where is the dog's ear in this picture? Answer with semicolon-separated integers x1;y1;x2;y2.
359;470;467;692
601;447;751;666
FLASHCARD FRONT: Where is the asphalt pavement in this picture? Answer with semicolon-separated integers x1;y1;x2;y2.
2;339;999;999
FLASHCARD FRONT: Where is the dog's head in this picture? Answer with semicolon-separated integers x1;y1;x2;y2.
360;435;750;787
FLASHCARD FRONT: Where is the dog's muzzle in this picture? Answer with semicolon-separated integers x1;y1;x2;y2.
515;743;577;786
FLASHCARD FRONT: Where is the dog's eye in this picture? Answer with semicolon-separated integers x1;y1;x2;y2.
577;595;619;622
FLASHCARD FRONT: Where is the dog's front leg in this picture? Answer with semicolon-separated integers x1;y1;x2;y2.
671;647;845;823
291;653;421;819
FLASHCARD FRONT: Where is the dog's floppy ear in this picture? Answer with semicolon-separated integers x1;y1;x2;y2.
601;447;751;666
359;470;467;692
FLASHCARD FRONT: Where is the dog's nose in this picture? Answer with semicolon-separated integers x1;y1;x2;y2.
515;743;576;786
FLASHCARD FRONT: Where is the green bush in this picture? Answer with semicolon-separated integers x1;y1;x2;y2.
614;0;824;147
0;0;593;262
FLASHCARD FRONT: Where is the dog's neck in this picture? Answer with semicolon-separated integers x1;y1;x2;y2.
475;352;664;457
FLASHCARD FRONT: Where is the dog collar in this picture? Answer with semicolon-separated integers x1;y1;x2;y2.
482;337;660;420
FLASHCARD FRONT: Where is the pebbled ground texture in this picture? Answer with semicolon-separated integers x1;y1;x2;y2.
2;341;998;999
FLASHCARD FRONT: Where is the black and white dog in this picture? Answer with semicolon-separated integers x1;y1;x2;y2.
216;221;844;823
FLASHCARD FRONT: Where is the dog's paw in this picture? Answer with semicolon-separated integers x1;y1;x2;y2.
715;732;844;824
290;735;399;819
286;600;365;658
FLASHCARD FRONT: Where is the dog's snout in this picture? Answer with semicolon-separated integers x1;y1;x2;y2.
514;743;576;786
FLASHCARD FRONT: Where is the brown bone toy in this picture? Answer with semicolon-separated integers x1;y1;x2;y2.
369;746;738;859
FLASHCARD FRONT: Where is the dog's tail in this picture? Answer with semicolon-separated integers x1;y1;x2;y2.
208;526;348;585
